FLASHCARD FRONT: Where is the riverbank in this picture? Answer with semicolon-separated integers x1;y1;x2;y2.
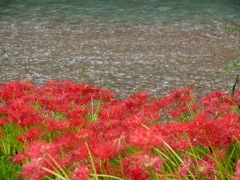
0;22;239;98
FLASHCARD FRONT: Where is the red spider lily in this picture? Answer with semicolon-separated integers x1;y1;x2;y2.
66;144;89;162
200;91;236;118
24;141;59;159
122;114;148;129
0;81;32;102
0;105;7;116
22;157;50;180
44;117;70;132
69;117;87;128
17;127;43;143
11;151;27;164
126;125;163;150
66;106;88;119
234;128;240;141
158;87;194;108
70;165;91;180
89;140;120;161
189;112;239;147
87;119;124;141
122;91;150;114
142;102;161;120
122;152;164;180
157;87;196;119
0;105;9;126
235;159;240;180
178;154;193;178
1;80;240;179
0;116;11;126
99;101;128;120
22;141;63;180
53;132;80;150
7;99;43;127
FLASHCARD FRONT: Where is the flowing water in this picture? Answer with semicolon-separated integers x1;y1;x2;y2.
0;0;240;98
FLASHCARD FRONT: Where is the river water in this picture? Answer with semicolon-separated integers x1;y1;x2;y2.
0;0;240;98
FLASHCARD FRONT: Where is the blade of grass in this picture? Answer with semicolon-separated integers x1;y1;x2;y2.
89;174;124;180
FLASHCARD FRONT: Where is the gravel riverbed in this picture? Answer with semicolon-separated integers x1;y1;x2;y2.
0;21;239;98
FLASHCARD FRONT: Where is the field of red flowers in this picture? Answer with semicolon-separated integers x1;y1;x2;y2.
0;79;239;180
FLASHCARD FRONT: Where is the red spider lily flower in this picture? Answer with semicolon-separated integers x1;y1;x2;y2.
97;88;116;101
150;122;192;151
53;132;79;150
11;152;27;164
99;101;128;120
25;141;59;159
66;106;88;119
201;91;235;106
200;91;236;117
0;105;9;126
22;141;63;180
166;109;183;119
66;144;89;162
0;116;11;126
0;105;7;115
17;127;43;143
7;99;26;118
122;152;164;180
126;125;163;149
7;99;43;127
45;117;70;132
101;125;125;141
154;121;190;137
122;91;150;114
70;165;91;180
69;117;87;128
0;81;32;102
189;113;238;147
169;138;191;151
55;102;73;113
22;157;49;180
87;119;124;141
158;87;194;108
141;102;161;122
234;128;240;141
177;154;194;178
157;87;196;120
75;95;92;104
122;114;148;129
235;159;240;180
76;129;93;139
90;140;120;161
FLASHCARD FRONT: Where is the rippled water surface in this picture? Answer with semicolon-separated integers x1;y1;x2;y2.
0;0;240;97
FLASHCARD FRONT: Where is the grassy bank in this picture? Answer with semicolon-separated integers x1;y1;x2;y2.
0;79;239;179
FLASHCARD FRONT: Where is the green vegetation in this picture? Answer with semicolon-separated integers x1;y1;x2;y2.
0;79;239;179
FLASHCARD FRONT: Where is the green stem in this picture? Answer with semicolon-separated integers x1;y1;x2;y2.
85;140;99;180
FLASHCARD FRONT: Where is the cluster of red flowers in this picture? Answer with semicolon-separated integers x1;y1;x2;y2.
0;80;239;179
